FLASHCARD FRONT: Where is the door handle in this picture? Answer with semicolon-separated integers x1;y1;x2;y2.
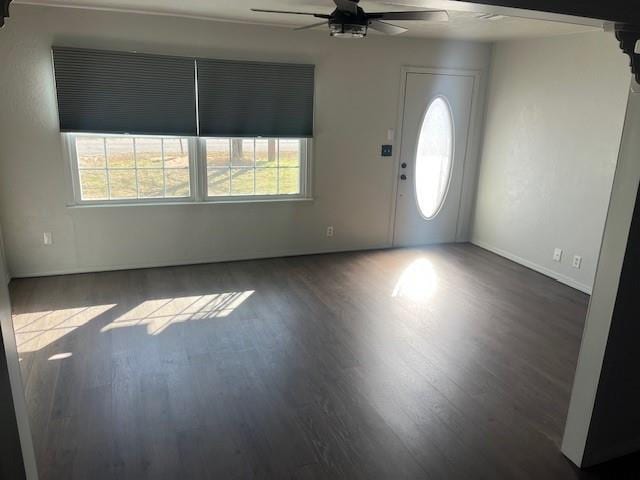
400;174;407;181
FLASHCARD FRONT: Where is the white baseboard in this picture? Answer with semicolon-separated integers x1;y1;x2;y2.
471;239;593;295
10;240;595;295
10;243;392;279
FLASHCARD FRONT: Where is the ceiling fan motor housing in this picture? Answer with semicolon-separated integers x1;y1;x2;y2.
329;7;369;38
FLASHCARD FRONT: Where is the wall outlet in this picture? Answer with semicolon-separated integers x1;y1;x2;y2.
572;255;582;269
553;248;562;262
43;232;53;246
326;226;334;237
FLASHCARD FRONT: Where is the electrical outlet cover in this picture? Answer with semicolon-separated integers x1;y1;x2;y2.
573;255;582;269
553;248;562;262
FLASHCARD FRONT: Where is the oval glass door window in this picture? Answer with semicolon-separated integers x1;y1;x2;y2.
415;97;454;219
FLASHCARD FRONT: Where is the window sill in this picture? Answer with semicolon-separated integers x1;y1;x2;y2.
66;197;314;208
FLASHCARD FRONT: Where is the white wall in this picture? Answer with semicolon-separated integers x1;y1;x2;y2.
0;223;38;479
0;4;490;277
471;32;630;293
563;82;640;467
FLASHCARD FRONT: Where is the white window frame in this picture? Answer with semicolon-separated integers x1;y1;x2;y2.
64;133;312;206
65;133;198;206
198;137;311;203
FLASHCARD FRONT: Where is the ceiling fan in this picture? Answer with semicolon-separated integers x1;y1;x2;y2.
251;0;449;38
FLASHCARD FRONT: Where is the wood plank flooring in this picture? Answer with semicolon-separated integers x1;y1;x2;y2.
9;244;639;479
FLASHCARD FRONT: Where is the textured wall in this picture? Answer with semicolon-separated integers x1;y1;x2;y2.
472;32;630;293
562;85;640;467
0;5;490;277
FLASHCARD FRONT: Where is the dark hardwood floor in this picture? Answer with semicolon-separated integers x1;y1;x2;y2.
9;244;638;479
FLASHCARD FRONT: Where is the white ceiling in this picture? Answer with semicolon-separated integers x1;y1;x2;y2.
15;0;602;40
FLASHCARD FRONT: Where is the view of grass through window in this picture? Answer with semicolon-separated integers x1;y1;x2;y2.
73;135;305;203
206;138;301;196
76;136;190;201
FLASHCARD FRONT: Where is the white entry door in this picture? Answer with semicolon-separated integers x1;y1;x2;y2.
393;72;475;246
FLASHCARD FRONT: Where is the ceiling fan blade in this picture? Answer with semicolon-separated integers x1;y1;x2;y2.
368;20;408;35
370;10;449;22
333;0;358;15
294;21;327;31
251;9;329;18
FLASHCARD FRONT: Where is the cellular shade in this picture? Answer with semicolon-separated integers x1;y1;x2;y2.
197;59;314;138
52;47;197;135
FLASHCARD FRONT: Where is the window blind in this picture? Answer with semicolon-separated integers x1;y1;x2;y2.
52;47;197;136
196;58;314;138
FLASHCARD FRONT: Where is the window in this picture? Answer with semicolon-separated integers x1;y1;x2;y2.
71;135;193;203
55;48;314;205
205;138;304;198
67;133;310;204
415;97;454;219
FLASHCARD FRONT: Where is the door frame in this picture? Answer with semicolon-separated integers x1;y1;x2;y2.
388;66;484;247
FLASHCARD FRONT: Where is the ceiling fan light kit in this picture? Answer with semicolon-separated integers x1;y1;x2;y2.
251;0;448;38
329;21;368;38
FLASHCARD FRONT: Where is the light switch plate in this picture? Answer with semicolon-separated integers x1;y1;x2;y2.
387;129;395;142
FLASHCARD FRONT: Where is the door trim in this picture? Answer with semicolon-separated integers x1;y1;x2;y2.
388;66;483;247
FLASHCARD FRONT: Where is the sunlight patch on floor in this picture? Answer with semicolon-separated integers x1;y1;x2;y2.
392;258;438;302
100;291;255;335
48;352;73;361
13;304;117;353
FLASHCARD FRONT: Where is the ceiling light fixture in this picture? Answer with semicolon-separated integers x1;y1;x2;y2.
251;0;448;38
329;21;368;38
